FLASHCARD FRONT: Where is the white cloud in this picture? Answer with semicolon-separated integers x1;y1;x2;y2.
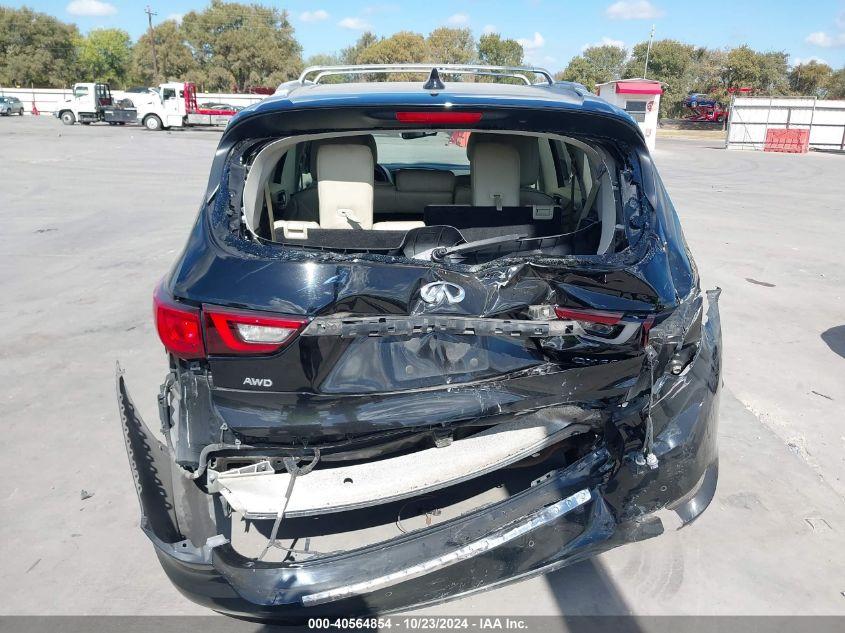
605;1;664;20
166;13;183;24
300;9;329;23
338;17;372;30
517;32;545;52
805;31;845;47
482;24;497;35
582;36;626;51
446;13;469;26
66;0;117;17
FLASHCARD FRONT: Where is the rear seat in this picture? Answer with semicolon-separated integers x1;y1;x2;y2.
454;133;555;206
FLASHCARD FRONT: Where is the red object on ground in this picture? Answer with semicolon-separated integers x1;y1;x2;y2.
31;102;39;116
615;80;663;95
764;128;810;154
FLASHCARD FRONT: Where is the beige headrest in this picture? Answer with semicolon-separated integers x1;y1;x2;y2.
309;135;377;179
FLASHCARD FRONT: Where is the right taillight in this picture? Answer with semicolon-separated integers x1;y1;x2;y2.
552;306;643;345
153;284;204;359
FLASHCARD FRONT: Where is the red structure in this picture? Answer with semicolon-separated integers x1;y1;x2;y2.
764;129;810;153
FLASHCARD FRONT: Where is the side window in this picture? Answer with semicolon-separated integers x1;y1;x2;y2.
73;86;89;98
624;100;647;123
162;88;176;100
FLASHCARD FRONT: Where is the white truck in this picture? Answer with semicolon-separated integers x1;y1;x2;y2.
132;82;238;131
55;83;137;126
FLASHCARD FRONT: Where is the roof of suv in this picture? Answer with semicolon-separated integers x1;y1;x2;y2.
235;79;636;124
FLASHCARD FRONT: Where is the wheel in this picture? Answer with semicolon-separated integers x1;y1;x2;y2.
60;111;75;125
144;115;163;131
18;109;24;116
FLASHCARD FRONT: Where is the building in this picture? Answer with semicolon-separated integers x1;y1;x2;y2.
595;79;663;151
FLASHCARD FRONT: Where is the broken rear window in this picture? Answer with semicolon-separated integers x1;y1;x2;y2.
235;129;633;265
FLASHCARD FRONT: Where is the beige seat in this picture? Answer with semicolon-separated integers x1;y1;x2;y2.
317;142;374;229
285;135;379;224
469;139;520;208
454;134;555;206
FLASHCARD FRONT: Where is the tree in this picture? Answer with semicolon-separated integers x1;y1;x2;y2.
625;39;697;117
826;67;845;99
77;29;133;86
340;32;378;65
426;28;475;64
181;0;302;92
0;7;80;87
477;33;523;67
788;60;832;97
556;45;626;91
357;31;429;65
130;19;197;85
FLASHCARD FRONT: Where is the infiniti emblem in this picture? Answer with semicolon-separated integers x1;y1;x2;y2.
420;281;466;306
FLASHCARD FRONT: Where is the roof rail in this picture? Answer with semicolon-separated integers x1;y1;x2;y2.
297;64;555;86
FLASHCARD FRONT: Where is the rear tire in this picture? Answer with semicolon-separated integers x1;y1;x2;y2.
144;115;163;131
60;111;75;125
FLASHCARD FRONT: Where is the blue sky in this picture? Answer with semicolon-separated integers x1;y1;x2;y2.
12;0;845;69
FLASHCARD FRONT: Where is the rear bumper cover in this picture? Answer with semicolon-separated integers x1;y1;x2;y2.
117;299;721;620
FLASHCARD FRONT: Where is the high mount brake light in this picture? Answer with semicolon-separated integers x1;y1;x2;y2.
153;285;204;360
204;307;307;355
395;111;483;124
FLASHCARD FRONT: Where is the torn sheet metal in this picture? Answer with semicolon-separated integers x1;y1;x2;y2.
209;417;587;518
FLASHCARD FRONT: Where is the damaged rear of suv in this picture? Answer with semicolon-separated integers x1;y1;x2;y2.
118;64;721;620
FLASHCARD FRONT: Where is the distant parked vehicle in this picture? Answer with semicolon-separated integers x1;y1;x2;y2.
200;101;244;112
0;96;24;116
54;83;137;125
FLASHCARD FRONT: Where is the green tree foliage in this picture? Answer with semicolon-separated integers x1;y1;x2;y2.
788;60;833;97
357;31;429;64
426;28;476;64
77;28;132;86
0;6;80;87
826;67;845;99
340;32;379;65
130;19;197;85
477;33;523;67
181;0;302;92
556;45;627;91
625;39;697;117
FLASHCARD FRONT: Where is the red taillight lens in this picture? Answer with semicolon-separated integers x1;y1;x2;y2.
395;111;483;124
204;307;307;355
154;285;204;359
553;307;623;326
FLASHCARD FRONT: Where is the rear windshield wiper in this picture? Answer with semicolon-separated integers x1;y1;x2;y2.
431;234;525;262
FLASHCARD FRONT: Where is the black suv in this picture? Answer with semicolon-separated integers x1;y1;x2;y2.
118;64;722;620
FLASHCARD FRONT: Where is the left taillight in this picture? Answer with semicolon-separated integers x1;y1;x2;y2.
154;284;204;359
203;306;307;355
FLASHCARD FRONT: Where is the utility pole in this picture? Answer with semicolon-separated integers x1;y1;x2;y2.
643;24;655;78
145;5;159;79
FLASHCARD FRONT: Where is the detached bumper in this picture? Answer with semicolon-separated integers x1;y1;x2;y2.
116;297;721;620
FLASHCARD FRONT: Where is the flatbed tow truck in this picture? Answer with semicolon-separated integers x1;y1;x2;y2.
55;83;137;126
132;82;238;131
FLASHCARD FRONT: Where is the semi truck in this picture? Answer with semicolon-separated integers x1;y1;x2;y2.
132;82;238;131
55;83;137;126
